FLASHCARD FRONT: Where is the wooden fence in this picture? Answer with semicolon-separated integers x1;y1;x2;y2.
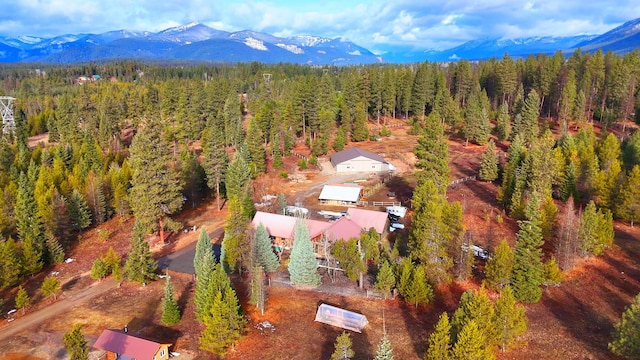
448;176;476;187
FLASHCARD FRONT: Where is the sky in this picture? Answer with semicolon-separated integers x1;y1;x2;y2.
2;0;640;53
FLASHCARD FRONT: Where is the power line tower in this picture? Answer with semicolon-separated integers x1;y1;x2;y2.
0;96;16;135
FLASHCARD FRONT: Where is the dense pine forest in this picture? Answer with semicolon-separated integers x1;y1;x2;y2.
1;49;640;358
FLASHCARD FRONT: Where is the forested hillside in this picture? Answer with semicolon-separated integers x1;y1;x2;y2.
0;49;639;358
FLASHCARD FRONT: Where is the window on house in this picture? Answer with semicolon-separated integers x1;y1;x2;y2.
160;349;166;357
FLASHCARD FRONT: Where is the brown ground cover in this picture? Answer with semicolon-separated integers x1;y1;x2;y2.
2;123;639;359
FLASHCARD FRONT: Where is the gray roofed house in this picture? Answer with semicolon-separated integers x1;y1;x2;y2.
330;147;394;173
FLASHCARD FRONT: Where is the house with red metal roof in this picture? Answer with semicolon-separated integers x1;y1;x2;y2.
93;329;171;360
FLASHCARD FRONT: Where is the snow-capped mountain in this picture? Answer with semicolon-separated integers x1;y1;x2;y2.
1;17;639;64
0;23;381;65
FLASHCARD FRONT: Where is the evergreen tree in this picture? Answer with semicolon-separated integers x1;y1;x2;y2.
199;284;245;355
451;287;496;347
249;265;266;315
194;226;214;278
560;160;579;202
124;221;157;285
579;200;614;256
15;286;29;314
246;117;266;177
495;102;511;141
0;237;22;289
85;171;107;225
288;220;321;287
67;189;91;232
351;102;369;142
515;89;540;144
129;121;184;243
616;165;640;226
63;323;88;360
161;276;181;325
451;320;495;360
493;286;527;352
511;215;545;303
41;275;61;301
201;119;229;211
543;256;563;286
221;197;250;272
414;112;450;193
225;147;251;202
609;293;640;359
333;127;347;152
331;238;366;283
374;332;394;360
198;263;230;323
427;312;452;360
374;260;396;299
45;231;65;264
254;223;280;273
16;173;44;275
478;139;499;182
331;331;355;360
405;264;433;307
90;258;108;280
485;239;514;290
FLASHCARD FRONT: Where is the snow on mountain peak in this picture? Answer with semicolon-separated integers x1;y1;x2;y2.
244;37;268;51
276;43;304;54
292;35;331;47
161;21;201;34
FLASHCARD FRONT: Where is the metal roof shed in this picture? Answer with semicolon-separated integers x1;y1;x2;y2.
318;184;363;204
314;303;369;333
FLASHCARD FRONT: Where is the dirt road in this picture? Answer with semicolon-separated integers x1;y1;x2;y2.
0;278;118;342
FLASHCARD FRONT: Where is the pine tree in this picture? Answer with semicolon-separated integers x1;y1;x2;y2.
616;165;640;226
16;172;44;274
90;258;108;280
609;293;640;359
288;220;321;287
452;320;495;360
124;221;157;285
249;266;266;315
45;231;65;264
63;323;88;360
405;265;433;307
331;331;355;360
493;286;527;352
194;227;214;278
161;276;181;325
479;139;499;182
579;201;614;256
374;260;396;299
197;263;229;323
85;171;106;225
451;287;496;347
484;239;514;290
333;127;347;151
374;332;394;360
41;275;61;301
0;237;22;289
543;256;563;286
67;189;92;232
129;121;184;243
254;223;280;273
511;215;545;303
246;117;266;177
201;119;229;211
15;286;29;314
331;238;365;283
199;283;245;355
426;312;452;360
515;89;540;144
495;102;511;141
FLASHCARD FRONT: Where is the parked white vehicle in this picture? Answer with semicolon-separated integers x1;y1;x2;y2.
386;206;407;218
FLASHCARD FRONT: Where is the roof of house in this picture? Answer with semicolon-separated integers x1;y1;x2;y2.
346;208;388;234
325;217;364;242
318;184;362;202
93;329;168;360
252;212;329;239
330;147;387;165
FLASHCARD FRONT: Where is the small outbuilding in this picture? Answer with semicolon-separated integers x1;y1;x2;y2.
318;184;363;206
330;147;394;173
315;303;368;333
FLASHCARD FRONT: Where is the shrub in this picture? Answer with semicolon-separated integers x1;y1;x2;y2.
298;159;308;170
279;171;289;179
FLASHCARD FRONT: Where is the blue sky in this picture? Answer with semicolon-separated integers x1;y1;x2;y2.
2;0;640;52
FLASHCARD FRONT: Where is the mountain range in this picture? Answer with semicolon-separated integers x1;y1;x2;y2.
0;18;639;65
